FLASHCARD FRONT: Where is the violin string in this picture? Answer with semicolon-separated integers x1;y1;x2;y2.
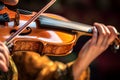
5;0;56;45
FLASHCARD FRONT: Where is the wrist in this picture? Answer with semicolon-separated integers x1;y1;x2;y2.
72;58;90;80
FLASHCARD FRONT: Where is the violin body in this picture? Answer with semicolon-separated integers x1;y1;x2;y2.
0;3;119;80
0;7;77;56
0;6;120;56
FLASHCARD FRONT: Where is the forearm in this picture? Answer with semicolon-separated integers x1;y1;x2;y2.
72;52;94;80
53;61;90;80
72;59;89;80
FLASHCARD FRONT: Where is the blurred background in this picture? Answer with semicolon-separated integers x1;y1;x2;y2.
6;0;120;80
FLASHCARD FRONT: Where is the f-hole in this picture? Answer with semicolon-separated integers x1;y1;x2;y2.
10;27;32;35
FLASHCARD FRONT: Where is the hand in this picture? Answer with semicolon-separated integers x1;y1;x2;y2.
72;22;117;80
0;41;10;72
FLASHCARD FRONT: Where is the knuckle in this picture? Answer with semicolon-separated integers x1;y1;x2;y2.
90;45;96;49
100;46;106;50
107;25;114;28
106;31;111;35
101;32;106;37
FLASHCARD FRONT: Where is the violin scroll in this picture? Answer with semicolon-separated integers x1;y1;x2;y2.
110;33;120;53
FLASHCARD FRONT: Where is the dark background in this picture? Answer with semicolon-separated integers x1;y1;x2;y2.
6;0;120;80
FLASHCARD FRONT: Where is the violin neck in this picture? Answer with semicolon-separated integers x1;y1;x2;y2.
39;16;93;33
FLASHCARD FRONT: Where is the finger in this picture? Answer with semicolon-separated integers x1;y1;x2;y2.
107;25;117;44
79;27;98;56
100;24;110;47
0;43;9;67
94;22;106;46
0;52;6;64
90;27;98;46
0;60;8;72
2;45;10;67
0;41;9;54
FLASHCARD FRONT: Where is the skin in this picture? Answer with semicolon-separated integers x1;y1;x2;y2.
0;0;19;5
0;0;18;72
0;22;117;79
0;0;118;80
0;41;9;72
72;22;117;80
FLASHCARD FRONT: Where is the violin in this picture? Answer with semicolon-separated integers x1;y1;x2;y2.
0;3;120;56
0;0;57;80
0;8;76;56
0;0;119;80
